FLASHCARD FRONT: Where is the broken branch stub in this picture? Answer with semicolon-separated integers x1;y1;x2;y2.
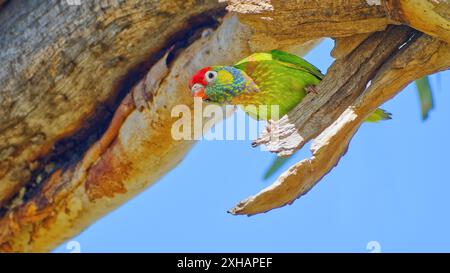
230;33;450;216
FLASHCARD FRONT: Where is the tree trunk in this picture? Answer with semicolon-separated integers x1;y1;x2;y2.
0;0;448;252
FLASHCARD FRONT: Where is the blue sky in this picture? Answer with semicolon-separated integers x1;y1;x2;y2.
55;39;450;253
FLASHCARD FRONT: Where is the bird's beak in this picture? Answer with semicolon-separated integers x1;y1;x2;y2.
191;83;208;100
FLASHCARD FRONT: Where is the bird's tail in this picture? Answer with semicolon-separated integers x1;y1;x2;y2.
365;108;392;122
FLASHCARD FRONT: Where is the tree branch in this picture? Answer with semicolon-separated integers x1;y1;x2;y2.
252;26;415;156
384;0;450;43
225;0;395;45
230;33;450;216
225;0;450;46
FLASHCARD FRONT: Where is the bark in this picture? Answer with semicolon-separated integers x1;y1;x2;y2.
0;0;247;252
226;0;450;45
0;0;226;207
0;12;253;252
0;0;449;251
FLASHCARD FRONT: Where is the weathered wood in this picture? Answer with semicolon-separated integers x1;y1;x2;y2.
230;33;450;216
385;0;450;43
0;0;225;206
225;0;396;50
0;14;252;253
252;26;415;156
225;0;450;47
331;33;371;59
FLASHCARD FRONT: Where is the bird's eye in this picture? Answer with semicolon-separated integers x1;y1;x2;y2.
205;71;217;82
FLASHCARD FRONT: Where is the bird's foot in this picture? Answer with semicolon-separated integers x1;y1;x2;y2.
305;84;318;95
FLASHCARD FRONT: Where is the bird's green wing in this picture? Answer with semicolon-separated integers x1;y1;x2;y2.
268;50;324;80
232;50;323;119
234;50;324;80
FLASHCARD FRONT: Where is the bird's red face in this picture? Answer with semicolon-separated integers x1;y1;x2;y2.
189;66;212;100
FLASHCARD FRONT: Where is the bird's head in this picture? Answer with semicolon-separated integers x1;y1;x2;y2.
189;66;246;103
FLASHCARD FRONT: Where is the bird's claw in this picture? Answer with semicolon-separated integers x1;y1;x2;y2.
305;84;318;95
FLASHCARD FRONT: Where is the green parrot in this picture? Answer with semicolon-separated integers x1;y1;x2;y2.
189;50;392;179
189;49;391;122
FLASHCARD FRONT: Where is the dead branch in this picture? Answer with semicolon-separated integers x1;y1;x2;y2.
252;26;415;157
230;33;450;216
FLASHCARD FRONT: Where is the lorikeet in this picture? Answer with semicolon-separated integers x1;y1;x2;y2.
189;50;391;122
